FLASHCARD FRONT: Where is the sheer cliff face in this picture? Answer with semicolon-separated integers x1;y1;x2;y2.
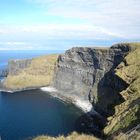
8;59;32;75
53;46;130;114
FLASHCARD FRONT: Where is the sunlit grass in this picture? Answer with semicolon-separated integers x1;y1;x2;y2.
4;54;58;90
33;132;100;140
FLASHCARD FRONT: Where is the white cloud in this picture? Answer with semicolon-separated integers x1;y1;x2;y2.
0;23;123;41
0;46;34;50
0;41;36;50
29;0;140;39
2;0;140;40
0;0;140;50
0;41;27;45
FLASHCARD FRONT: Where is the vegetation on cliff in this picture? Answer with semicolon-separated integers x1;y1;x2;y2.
104;44;140;138
4;54;58;90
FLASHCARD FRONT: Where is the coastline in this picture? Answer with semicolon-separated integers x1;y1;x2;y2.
0;72;98;114
40;86;99;114
0;81;42;93
0;84;97;114
0;87;40;93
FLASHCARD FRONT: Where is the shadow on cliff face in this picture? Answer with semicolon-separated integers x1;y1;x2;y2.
75;111;106;138
74;52;130;138
74;69;129;139
93;51;129;117
94;70;128;117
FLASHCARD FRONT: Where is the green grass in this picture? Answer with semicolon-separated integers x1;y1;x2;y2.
104;45;140;136
33;132;99;140
111;105;139;134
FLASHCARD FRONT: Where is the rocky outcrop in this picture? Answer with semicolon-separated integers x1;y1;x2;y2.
3;55;58;91
53;45;130;115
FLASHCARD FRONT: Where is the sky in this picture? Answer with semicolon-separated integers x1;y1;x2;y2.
0;0;140;50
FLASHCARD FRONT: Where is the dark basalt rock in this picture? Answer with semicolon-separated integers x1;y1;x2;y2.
53;44;130;115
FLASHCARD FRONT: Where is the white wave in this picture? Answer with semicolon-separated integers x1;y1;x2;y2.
40;87;98;114
40;87;58;92
74;99;93;112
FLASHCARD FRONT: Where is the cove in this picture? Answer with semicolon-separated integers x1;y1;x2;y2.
0;89;83;140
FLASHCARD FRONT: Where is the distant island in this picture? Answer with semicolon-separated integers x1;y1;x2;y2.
1;42;140;140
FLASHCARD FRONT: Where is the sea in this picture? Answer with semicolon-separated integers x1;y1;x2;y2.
0;50;84;140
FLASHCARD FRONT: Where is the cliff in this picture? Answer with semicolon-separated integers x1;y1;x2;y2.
3;54;58;90
104;45;140;138
8;59;32;75
53;45;130;115
3;43;136;114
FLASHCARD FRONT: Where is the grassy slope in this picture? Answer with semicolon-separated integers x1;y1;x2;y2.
33;132;99;140
4;54;58;90
104;44;140;137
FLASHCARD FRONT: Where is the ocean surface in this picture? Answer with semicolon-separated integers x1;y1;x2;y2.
0;50;83;140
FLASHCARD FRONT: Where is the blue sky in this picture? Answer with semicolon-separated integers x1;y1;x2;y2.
0;0;140;50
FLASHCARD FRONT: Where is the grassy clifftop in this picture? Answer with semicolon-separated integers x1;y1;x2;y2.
104;44;140;137
4;54;58;90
